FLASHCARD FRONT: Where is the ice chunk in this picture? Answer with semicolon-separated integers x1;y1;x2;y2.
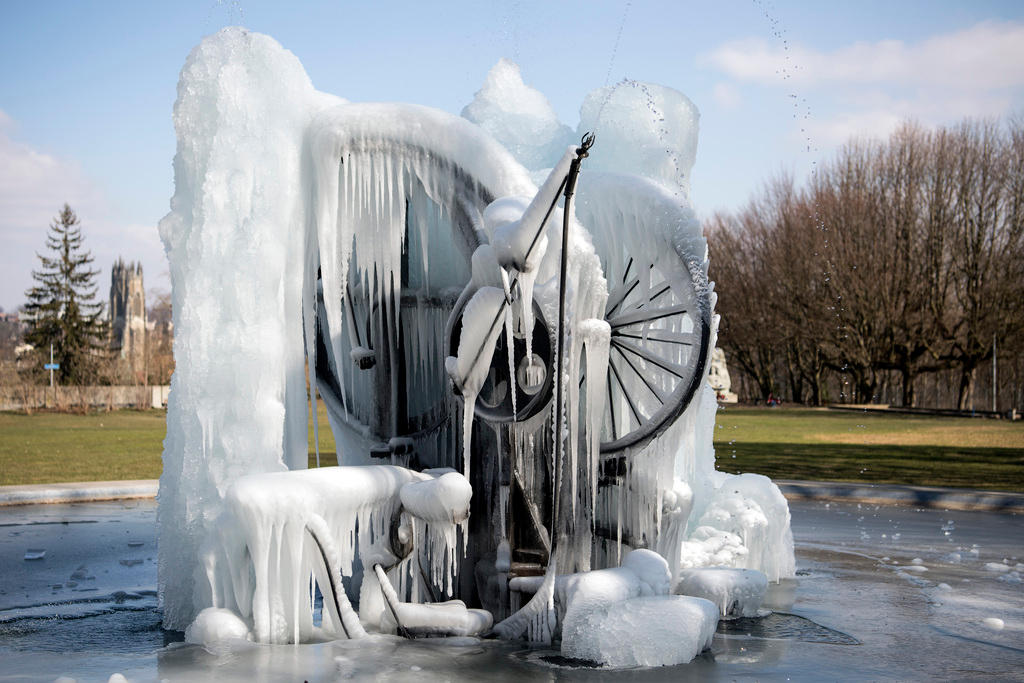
185;607;253;647
676;567;768;618
695;473;795;582
577;81;699;199
561;595;718;668
505;549;671;645
983;617;1005;631
461;58;574;170
23;549;45;560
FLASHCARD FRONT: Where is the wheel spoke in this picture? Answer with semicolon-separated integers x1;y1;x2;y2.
608;303;689;329
605;274;640;317
613;342;668;405
606;369;618;441
608;353;643;429
613;337;688;379
612;329;695;346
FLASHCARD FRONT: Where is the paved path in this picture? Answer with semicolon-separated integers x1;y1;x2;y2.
775;479;1024;514
0;480;158;506
1;477;1021;513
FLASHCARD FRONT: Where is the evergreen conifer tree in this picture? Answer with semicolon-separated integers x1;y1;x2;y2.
23;204;107;384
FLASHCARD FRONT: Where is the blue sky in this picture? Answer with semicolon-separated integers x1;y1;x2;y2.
1;0;1023;312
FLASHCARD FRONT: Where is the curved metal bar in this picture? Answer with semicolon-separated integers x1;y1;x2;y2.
304;523;352;639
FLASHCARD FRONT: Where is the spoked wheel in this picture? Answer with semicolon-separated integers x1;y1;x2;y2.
600;255;711;454
574;171;713;456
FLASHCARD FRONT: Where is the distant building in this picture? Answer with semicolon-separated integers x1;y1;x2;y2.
109;259;146;374
708;347;738;403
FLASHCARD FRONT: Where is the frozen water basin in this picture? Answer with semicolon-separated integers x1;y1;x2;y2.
1;499;1021;681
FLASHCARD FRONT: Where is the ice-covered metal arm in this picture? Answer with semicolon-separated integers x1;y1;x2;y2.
446;137;595;397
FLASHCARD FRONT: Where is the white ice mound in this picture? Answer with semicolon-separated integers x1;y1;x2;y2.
578;81;699;200
462;58;574;170
185;607;252;647
561;595;718;668
676;567;768;618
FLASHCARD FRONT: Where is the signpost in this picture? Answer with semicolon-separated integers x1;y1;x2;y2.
44;344;59;407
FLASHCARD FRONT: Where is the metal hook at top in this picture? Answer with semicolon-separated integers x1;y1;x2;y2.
577;132;596;158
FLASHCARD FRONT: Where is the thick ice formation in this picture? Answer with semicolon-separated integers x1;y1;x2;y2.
461;59;573;171
578;81;700;201
676;567;768;618
157;28;342;630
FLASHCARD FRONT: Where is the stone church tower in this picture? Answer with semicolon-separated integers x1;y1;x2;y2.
109;259;146;374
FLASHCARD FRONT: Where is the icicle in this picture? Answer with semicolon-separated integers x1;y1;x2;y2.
580;320;610;516
500;267;518;419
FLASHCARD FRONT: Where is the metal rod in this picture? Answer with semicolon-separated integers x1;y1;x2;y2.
550;134;594;560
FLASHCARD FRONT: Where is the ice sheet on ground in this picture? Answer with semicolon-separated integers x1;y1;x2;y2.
676;567;768;618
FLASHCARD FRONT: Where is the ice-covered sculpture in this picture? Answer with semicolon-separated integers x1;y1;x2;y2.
158;27;794;667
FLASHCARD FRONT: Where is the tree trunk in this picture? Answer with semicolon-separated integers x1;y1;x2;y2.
901;366;916;407
957;365;977;410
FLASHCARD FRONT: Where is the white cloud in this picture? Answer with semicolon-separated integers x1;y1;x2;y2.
0;111;167;312
700;21;1024;153
702;21;1024;90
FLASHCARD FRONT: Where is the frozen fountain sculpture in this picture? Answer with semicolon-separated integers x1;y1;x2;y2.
158;29;795;665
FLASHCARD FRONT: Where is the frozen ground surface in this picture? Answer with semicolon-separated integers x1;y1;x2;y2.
1;499;1021;681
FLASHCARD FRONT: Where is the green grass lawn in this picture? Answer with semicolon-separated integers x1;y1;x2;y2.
712;407;1024;492
2;405;1022;491
0;409;168;485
